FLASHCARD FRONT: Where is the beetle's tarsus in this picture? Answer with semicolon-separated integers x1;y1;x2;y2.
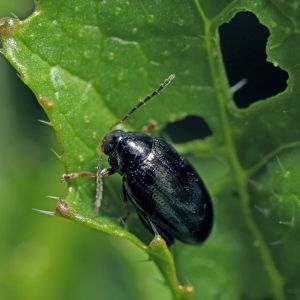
117;209;131;226
117;216;127;226
61;173;75;182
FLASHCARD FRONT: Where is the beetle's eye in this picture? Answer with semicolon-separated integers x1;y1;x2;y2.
102;138;113;155
101;130;123;155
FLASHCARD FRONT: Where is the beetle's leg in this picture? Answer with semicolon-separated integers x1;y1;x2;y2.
118;182;131;225
137;211;174;246
94;167;116;214
61;172;96;182
62;168;115;214
142;120;158;135
121;180;129;205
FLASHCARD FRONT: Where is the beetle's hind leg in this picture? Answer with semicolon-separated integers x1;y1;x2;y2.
137;210;174;246
118;181;132;225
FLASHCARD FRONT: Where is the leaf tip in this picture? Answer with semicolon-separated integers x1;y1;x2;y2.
0;17;18;37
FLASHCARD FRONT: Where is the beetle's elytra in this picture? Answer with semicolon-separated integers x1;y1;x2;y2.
63;74;213;245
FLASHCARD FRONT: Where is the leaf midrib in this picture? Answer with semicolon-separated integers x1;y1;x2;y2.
193;1;286;299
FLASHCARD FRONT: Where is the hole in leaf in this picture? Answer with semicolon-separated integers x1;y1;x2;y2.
162;115;212;143
219;11;289;108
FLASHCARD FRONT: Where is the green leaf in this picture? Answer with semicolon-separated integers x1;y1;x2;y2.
1;0;299;299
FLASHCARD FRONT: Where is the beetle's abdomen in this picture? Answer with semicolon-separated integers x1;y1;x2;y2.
123;138;213;244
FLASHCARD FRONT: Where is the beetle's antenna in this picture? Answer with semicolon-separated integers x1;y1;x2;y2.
108;73;175;132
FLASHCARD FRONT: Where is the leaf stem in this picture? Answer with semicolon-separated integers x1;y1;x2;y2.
56;195;191;300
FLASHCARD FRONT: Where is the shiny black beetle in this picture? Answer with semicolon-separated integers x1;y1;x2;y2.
63;74;213;245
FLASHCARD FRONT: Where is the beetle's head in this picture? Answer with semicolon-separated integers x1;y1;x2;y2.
101;130;124;156
100;129;153;174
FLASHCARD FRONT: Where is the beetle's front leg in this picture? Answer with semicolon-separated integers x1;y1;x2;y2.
61;171;97;182
61;168;115;182
61;167;116;214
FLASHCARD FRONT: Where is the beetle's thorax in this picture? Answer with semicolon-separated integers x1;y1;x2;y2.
102;130;153;174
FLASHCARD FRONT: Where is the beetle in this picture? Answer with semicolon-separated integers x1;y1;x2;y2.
62;74;213;245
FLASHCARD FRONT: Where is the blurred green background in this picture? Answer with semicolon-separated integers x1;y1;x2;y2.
0;2;170;300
